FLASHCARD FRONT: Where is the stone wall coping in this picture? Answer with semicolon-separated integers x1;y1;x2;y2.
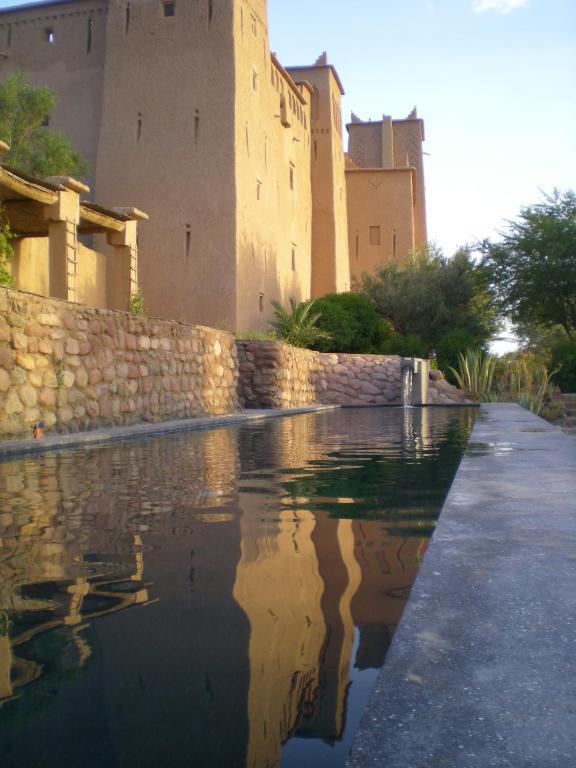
0;286;236;339
0;405;340;459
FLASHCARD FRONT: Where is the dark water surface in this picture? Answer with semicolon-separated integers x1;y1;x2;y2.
0;407;475;768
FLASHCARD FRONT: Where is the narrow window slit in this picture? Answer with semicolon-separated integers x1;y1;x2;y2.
87;16;93;53
185;225;191;258
125;3;130;35
137;112;142;142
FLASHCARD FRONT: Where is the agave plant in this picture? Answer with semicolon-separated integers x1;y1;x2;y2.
269;298;332;349
449;349;497;402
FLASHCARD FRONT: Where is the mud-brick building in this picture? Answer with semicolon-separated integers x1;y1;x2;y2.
0;0;427;330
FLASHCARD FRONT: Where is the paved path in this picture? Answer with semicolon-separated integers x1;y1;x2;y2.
0;405;339;459
348;403;576;768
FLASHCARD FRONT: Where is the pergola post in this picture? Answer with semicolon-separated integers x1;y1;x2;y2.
42;189;81;302
106;220;139;311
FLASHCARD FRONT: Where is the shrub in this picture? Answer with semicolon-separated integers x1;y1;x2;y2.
129;288;145;316
381;333;427;359
311;292;389;353
0;212;15;287
549;339;576;393
435;328;480;383
269;297;332;349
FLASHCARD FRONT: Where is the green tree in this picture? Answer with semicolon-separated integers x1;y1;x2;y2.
360;245;496;357
310;292;392;353
479;190;576;340
0;74;88;177
269;297;332;349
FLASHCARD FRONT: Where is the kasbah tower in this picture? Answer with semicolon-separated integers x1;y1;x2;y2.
0;0;427;331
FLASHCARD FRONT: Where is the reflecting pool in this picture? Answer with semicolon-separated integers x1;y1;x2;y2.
0;407;475;768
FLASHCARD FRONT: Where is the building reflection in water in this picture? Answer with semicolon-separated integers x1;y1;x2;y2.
0;407;473;768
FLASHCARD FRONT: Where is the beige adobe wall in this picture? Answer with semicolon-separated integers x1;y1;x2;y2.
0;286;238;440
346;168;416;282
0;0;108;187
93;0;238;330
9;238;50;298
347;121;387;169
10;238;109;309
233;1;313;332
287;64;350;298
347;114;428;267
392;119;427;246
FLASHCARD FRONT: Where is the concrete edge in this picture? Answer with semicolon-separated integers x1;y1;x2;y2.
0;405;341;460
346;403;576;767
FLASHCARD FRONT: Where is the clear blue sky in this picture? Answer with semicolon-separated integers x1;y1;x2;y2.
1;0;574;256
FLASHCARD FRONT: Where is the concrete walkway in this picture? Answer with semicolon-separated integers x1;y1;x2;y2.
0;405;339;459
348;404;576;768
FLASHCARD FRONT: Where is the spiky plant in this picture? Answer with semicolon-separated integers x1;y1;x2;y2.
449;349;497;402
269;298;332;349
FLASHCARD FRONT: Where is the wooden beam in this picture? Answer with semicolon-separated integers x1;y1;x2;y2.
79;206;125;233
0;167;58;205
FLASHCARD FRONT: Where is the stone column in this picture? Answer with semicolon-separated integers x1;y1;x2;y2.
106;220;138;311
43;189;80;302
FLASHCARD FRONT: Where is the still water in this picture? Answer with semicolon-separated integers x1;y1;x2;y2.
0;407;475;768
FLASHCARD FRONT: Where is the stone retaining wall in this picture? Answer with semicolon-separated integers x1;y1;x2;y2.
237;340;474;409
0;287;238;439
237;341;402;408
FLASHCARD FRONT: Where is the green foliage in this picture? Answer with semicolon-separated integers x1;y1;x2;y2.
380;332;427;359
310;292;390;353
237;329;278;341
129;288;145;316
435;328;481;383
449;349;497;402
493;355;558;415
54;359;65;389
479;190;576;340
0;208;15;287
269;297;332;349
360;245;497;356
0;74;88;177
549;338;576;393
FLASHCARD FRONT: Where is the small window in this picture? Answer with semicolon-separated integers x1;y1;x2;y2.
369;226;381;246
289;164;295;191
250;14;257;36
252;69;258;92
259;293;264;313
87;16;93;53
45;28;55;44
163;2;175;17
291;247;296;272
256;179;262;201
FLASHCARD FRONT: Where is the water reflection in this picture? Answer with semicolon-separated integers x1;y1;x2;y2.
0;408;474;768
